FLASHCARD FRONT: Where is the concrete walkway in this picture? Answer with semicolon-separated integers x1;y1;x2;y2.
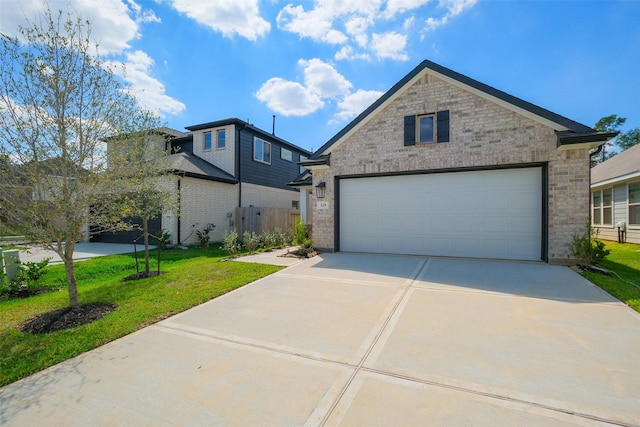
1;254;639;426
12;242;149;265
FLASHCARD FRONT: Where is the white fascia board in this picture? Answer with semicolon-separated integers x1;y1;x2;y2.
591;171;640;188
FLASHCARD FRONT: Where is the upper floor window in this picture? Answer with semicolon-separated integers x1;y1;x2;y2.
404;110;450;146
203;131;212;151
417;114;435;143
254;138;271;164
216;130;226;149
629;182;640;226
281;147;292;162
592;188;612;226
299;155;307;173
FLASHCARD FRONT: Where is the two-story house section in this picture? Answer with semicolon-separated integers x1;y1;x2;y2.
159;118;310;244
94;121;310;245
182;118;311;209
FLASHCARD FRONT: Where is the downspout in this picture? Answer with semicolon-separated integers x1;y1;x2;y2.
177;177;181;244
237;124;242;207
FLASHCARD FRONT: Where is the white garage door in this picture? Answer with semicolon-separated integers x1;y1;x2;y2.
339;168;542;261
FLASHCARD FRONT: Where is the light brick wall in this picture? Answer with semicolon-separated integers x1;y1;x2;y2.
192;125;236;175
177;177;238;244
311;72;590;263
241;182;298;208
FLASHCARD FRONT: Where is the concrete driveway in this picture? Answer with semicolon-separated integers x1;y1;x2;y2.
1;254;639;426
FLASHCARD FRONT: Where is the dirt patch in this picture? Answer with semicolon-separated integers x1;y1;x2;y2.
122;271;165;281
20;303;117;334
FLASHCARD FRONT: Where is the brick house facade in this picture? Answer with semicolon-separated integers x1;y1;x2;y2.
298;61;615;264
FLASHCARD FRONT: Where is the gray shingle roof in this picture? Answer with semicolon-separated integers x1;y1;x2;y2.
591;143;640;185
168;152;237;183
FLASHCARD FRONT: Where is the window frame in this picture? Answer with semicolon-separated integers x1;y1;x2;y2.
629;182;640;227
281;147;293;162
592;188;613;226
216;129;226;149
299;155;307;173
416;113;436;144
253;137;271;164
203;131;212;151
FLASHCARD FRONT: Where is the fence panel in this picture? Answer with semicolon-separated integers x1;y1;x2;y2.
235;207;299;238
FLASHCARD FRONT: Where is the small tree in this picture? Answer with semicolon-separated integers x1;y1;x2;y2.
0;8;162;307
567;222;610;266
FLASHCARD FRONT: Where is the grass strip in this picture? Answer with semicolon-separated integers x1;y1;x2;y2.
0;245;281;387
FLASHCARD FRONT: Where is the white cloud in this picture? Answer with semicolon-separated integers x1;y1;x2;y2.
0;1;185;118
255;59;351;116
382;0;433;17
0;0;145;55
335;89;384;121
334;46;371;61
256;59;381;123
108;50;186;117
371;32;408;60
169;0;270;41
300;59;352;97
277;4;348;44
425;0;477;31
255;78;324;116
276;0;477;61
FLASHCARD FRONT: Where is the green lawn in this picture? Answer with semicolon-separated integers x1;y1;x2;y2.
0;245;281;387
582;241;640;312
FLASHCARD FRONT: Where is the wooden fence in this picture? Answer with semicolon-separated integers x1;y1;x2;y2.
235;207;300;238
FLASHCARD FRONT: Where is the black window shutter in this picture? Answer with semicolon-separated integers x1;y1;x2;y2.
437;110;450;143
404;115;416;146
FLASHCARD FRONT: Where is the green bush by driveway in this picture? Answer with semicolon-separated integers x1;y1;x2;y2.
0;245;281;387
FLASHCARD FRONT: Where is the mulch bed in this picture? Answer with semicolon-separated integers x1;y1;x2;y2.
20;303;117;334
279;249;319;259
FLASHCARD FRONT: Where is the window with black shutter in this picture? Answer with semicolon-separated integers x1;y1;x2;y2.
404;110;449;145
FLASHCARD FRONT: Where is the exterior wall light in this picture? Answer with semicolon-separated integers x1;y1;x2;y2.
315;181;326;198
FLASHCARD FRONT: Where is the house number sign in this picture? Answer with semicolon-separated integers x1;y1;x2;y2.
317;201;330;210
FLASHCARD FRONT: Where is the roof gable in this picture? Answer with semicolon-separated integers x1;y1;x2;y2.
312;60;599;159
591;143;640;186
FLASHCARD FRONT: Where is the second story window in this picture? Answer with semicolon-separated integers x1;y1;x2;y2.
281;147;292;161
217;130;226;149
254;137;271;164
203;131;212;151
299;155;307;173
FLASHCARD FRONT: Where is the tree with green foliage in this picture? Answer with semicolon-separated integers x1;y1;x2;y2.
0;7;164;307
593;114;640;165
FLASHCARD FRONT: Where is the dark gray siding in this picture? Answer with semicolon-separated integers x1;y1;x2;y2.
238;130;307;191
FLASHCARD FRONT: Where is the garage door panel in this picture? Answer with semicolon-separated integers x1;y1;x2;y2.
339;168;542;261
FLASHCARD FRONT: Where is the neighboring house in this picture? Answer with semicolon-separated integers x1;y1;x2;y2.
590;143;640;244
95;119;310;245
292;60;615;264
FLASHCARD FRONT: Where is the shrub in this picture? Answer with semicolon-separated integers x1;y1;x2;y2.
293;218;312;250
5;258;51;295
222;230;241;257
154;229;172;249
196;228;211;248
567;222;610;266
243;231;261;254
261;230;277;249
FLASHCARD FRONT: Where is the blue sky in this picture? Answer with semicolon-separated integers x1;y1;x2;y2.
1;0;638;152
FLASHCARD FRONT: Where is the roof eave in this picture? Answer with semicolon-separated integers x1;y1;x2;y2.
556;131;619;151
